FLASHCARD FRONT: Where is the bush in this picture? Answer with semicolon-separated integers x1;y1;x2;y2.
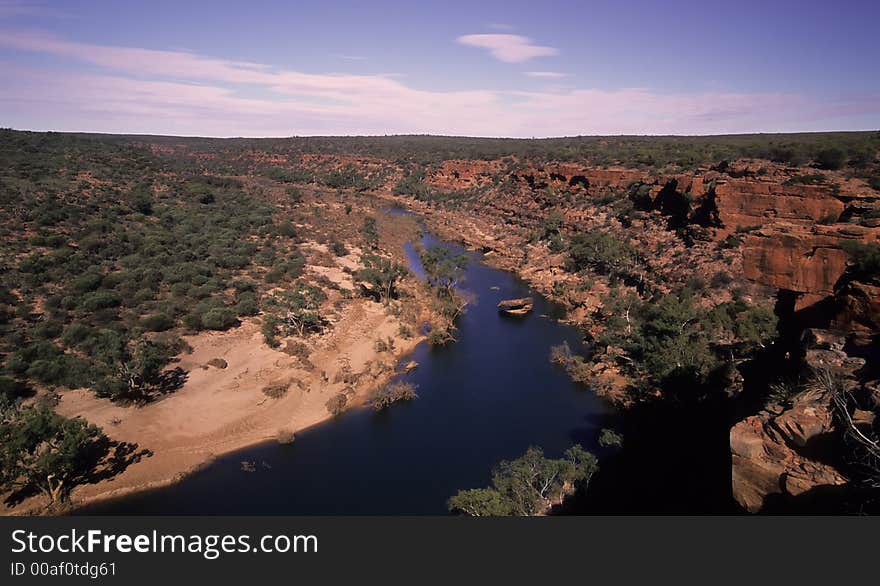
815;148;846;170
598;428;624;448
330;241;348;256
261;315;280;347
325;392;349;415
448;445;598;516
369;381;417;410
141;313;174;332
710;271;733;288
277;221;297;238
0;375;31;402
566;231;638;277
549;342;592;384
183;312;204;331
235;293;260;317
262;381;289;399
200;307;238;330
841;241;880;281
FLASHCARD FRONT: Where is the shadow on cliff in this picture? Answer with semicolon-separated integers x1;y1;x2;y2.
567;335;800;515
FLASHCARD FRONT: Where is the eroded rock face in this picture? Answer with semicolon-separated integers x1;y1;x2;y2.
730;330;867;512
832;279;880;332
741;227;849;306
427;161;647;193
714;180;845;230
730;386;847;512
741;224;879;309
706;173;879;305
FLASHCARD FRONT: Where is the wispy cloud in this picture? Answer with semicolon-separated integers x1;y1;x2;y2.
0;0;73;19
525;71;567;78
456;34;558;63
0;31;875;137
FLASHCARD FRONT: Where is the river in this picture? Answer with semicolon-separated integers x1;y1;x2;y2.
78;213;737;514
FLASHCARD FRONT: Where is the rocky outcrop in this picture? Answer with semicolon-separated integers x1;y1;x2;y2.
741;224;879;310
831;279;880;332
714;180;845;231
430;159;503;190
730;386;847;512
498;297;534;316
702;173;879;309
427;160;647;193
730;329;867;512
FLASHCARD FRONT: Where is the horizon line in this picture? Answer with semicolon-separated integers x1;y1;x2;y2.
4;127;879;141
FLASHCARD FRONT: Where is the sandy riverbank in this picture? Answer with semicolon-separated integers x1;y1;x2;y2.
9;296;423;515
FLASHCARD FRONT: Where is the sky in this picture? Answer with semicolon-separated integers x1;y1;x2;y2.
0;0;878;137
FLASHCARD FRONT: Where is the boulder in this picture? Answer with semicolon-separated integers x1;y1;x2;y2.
498;297;534;316
730;393;847;512
206;358;228;369
730;330;859;512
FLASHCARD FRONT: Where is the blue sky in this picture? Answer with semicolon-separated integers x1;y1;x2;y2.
1;0;878;136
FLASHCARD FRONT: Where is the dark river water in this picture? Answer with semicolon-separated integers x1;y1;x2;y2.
79;207;742;515
80;222;623;515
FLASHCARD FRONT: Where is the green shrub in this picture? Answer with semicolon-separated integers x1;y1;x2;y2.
141;313;174;332
200;307;238;330
565;231;638;277
235;293;260;317
841;241;880;281
448;445;598;516
815;148;846;170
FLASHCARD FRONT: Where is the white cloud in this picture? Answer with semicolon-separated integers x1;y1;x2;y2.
0;31;874;137
456;34;558;63
0;1;72;19
525;71;567;78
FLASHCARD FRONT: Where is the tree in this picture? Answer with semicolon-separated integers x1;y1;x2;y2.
361;216;379;248
93;338;182;404
598;428;624;448
448;445;598;516
447;488;511;516
633;293;718;385
419;245;467;298
263;282;328;337
538;210;565;241
356;254;408;304
0;402;113;507
566;231;638;278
